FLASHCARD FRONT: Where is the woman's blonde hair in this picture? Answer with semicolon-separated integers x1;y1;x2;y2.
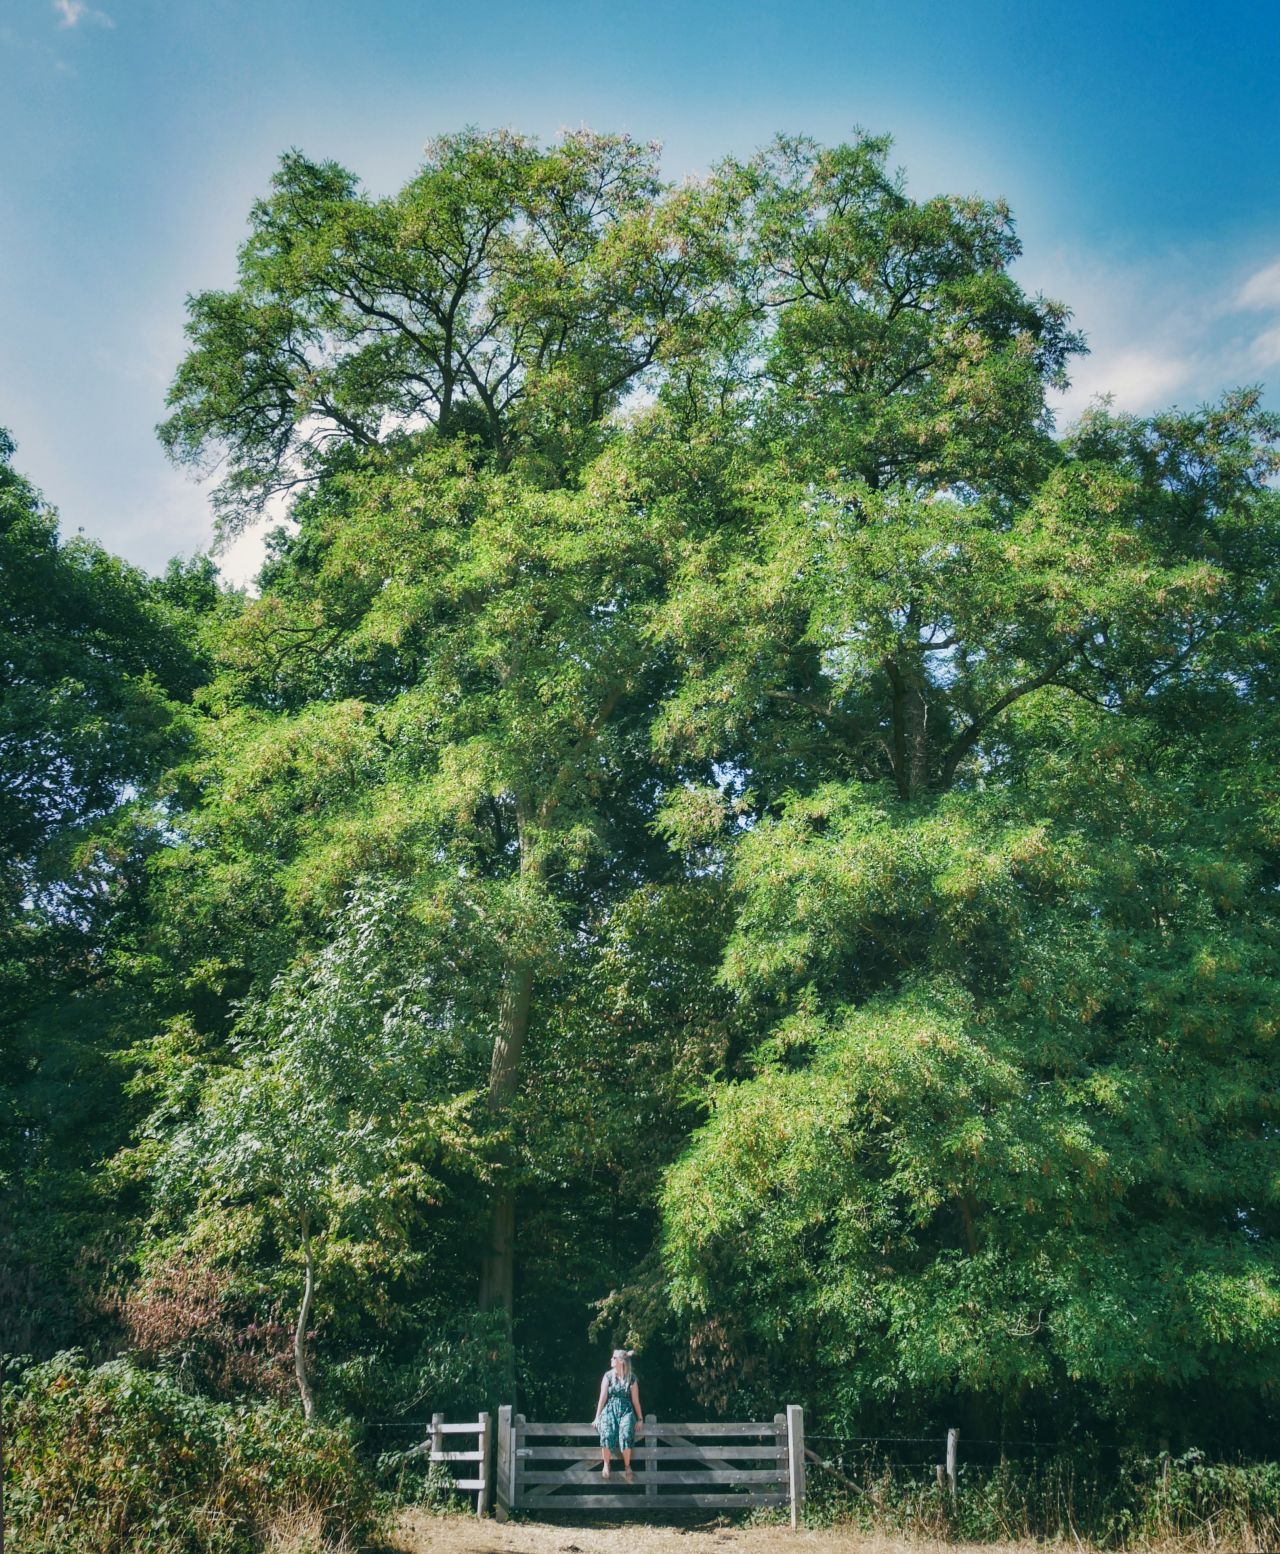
609;1348;635;1384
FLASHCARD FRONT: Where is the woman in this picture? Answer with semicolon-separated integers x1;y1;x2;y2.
593;1347;643;1481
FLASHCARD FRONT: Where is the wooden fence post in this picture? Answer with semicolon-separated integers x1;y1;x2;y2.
786;1404;805;1529
945;1427;958;1504
513;1413;526;1511
430;1411;444;1466
644;1413;657;1502
495;1405;512;1522
477;1411;492;1518
774;1411;787;1507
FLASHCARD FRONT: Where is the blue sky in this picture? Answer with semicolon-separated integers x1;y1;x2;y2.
3;0;1278;583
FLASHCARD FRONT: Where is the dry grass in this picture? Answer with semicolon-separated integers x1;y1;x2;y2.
384;1511;1098;1554
262;1505;364;1554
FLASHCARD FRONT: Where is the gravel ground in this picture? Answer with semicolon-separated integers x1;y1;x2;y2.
385;1511;1075;1554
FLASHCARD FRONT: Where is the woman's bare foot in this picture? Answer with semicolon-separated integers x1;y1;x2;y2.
602;1460;611;1478
625;1467;635;1483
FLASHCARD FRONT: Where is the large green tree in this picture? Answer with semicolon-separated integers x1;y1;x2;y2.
142;125;1280;1449
156;128;738;1338
0;429;220;1353
648;145;1280;1440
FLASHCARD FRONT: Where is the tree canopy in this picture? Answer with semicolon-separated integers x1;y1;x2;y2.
2;128;1277;1470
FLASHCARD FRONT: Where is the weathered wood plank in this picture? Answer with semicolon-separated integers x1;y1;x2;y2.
646;1423;780;1437
650;1469;785;1486
495;1404;512;1522
514;1411;527;1509
644;1441;783;1458
450;1478;486;1490
477;1411;492;1519
517;1444;783;1461
515;1449;600;1463
774;1411;789;1521
520;1420;777;1438
521;1469;784;1486
431;1422;488;1435
787;1404;805;1530
520;1422;599;1436
427;1449;485;1462
518;1492;787;1510
522;1463;603;1488
522;1478;640;1504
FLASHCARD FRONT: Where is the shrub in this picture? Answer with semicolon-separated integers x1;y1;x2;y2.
3;1351;382;1554
104;1253;294;1400
801;1449;1280;1549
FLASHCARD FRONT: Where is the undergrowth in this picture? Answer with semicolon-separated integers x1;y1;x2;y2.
802;1449;1280;1548
3;1350;383;1554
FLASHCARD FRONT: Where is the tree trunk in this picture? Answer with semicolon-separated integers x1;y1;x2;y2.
488;958;535;1113
479;959;533;1318
886;655;931;800
294;1216;316;1420
479;1188;516;1316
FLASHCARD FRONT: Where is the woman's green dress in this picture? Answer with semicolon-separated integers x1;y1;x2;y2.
597;1371;636;1451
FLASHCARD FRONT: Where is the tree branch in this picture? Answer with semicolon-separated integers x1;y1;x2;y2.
939;633;1088;788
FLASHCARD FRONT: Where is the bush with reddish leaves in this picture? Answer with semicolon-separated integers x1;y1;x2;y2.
107;1254;294;1400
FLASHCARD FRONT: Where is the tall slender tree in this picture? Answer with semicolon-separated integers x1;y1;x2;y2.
159;129;736;1323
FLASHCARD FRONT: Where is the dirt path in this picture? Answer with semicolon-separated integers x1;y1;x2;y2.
386;1512;1061;1554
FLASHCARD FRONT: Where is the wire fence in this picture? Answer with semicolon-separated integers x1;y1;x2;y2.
362;1420;1260;1472
803;1435;1265;1475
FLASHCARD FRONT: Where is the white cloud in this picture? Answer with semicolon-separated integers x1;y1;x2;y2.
1248;321;1280;372
217;523;270;592
1018;240;1280;425
1065;348;1192;415
1238;258;1280;311
52;0;113;29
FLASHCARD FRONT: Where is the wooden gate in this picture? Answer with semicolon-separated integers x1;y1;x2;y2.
494;1405;804;1522
397;1412;493;1516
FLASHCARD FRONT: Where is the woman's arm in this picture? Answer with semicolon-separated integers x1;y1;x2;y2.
594;1375;608;1422
631;1380;643;1428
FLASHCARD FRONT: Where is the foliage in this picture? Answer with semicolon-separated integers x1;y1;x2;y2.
2;1351;381;1554
2;126;1278;1506
144;881;485;1414
645;140;1280;1447
801;1449;1280;1549
662;710;1280;1433
326;1309;513;1424
103;1250;295;1399
159;127;731;535
0;428;225;1356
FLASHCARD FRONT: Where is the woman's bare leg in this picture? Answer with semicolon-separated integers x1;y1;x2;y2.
623;1445;634;1481
601;1446;612;1477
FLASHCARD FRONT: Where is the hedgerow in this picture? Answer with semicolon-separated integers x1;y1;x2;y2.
3;1351;381;1554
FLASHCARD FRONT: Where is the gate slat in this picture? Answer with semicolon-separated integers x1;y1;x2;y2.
648;1423;778;1437
518;1444;782;1461
523;1492;787;1509
520;1422;599;1436
521;1468;783;1485
520;1421;777;1437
